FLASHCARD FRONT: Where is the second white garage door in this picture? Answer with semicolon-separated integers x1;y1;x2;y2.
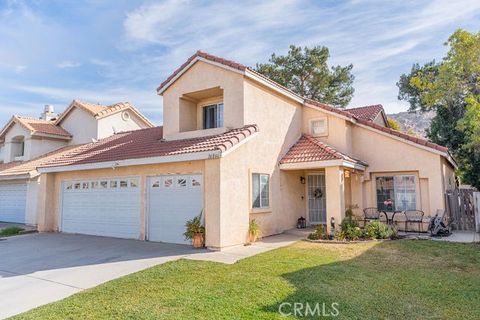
147;174;203;244
61;177;141;239
0;182;27;223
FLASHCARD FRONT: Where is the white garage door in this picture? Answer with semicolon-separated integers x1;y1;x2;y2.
0;182;27;223
61;177;141;239
147;174;203;244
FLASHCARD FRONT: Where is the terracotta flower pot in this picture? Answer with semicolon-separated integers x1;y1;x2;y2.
248;233;258;243
192;233;204;248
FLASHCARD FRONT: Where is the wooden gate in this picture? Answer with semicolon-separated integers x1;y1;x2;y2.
445;189;477;231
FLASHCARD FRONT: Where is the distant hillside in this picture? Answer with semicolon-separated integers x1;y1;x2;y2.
387;110;435;138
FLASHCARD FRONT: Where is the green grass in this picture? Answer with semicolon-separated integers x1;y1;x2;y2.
13;240;480;320
0;226;24;237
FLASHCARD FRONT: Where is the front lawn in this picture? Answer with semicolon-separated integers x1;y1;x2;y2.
14;240;480;319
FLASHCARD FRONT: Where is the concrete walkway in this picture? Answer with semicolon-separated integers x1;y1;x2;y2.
0;232;301;319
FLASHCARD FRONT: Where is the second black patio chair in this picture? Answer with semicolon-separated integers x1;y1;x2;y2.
362;207;385;227
404;210;425;232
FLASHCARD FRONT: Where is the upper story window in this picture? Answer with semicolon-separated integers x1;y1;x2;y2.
203;103;224;129
310;118;327;136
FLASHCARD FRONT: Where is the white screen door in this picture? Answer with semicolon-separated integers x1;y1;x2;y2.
308;174;326;224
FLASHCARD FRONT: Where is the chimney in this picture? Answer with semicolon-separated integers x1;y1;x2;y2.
41;104;57;121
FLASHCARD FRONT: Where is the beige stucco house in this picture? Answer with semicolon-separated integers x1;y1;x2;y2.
0;101;154;225
27;51;455;249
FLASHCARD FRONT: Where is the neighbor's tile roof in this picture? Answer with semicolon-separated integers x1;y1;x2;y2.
345;105;384;121
281;135;368;166
0;146;80;178
14;116;72;137
39;124;258;168
72;100;106;115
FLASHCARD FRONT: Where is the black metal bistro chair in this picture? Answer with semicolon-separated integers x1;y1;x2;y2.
404;210;425;232
362;208;385;227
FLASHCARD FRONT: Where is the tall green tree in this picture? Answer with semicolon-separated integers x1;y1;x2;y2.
397;29;480;188
256;45;354;108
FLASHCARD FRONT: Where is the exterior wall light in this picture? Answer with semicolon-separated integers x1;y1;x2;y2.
300;176;305;184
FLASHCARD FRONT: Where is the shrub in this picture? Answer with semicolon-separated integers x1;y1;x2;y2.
364;220;397;239
334;214;362;241
307;224;328;240
249;219;260;238
0;226;24;237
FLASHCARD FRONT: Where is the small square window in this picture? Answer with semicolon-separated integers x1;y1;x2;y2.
192;178;201;187
110;181;118;188
82;182;89;189
130;179;139;188
120;180;128;188
91;181;99;189
311;119;327;136
152;180;160;188
74;183;81;190
65;183;73;190
178;178;187;187
164;178;173;188
100;181;108;188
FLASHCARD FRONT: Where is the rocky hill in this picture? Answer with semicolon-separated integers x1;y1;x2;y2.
387;110;435;138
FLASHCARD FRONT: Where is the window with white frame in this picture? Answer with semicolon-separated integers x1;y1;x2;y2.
376;175;416;212
252;173;269;208
203;103;224;129
310;118;327;136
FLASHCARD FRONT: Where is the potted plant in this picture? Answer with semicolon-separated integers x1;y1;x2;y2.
184;210;205;248
248;219;261;243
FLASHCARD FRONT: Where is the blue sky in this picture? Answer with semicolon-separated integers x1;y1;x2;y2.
1;0;480;125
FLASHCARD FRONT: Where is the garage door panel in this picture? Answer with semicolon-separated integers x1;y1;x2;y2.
148;175;203;244
0;182;27;223
61;177;140;239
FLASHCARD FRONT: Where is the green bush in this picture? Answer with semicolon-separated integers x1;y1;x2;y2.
307;224;328;240
364;220;397;239
334;213;363;241
0;226;24;237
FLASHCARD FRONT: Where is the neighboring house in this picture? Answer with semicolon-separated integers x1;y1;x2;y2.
32;51;455;250
0;101;154;224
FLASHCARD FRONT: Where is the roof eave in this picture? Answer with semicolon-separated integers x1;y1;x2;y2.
279;159;367;171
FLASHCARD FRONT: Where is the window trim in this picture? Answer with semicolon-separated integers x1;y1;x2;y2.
202;102;224;129
374;174;418;212
309;117;328;137
251;173;270;210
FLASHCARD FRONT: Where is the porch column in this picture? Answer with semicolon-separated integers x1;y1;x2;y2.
325;166;345;234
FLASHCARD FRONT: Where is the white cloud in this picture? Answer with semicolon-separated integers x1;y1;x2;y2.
56;61;81;69
14;65;27;73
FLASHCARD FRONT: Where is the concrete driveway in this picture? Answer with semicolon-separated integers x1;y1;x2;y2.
0;233;199;319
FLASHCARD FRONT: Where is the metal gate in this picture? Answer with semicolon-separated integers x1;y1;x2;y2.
445;188;477;231
307;174;326;224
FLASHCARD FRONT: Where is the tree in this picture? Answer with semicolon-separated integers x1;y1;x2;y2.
387;118;401;131
256;45;354;108
397;29;480;188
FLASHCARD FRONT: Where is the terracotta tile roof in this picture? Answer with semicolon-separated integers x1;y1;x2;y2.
346;105;385;121
281;135;368;166
39;125;258;169
55;100;155;128
156;50;451;157
13;116;72;138
0;146;81;178
72;100;106;115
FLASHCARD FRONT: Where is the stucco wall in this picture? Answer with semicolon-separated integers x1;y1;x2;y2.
352;124;449;216
162;61;245;137
3;123;30;162
60;108;98;144
28;137;67;160
301;107;352;155
97;111;149;138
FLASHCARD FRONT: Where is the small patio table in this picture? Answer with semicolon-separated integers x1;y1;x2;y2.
383;211;402;226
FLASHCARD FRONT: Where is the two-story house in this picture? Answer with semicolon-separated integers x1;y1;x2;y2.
0;100;154;225
32;51;456;249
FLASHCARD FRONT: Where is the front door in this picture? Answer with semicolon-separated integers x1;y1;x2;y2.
308;174;326;224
